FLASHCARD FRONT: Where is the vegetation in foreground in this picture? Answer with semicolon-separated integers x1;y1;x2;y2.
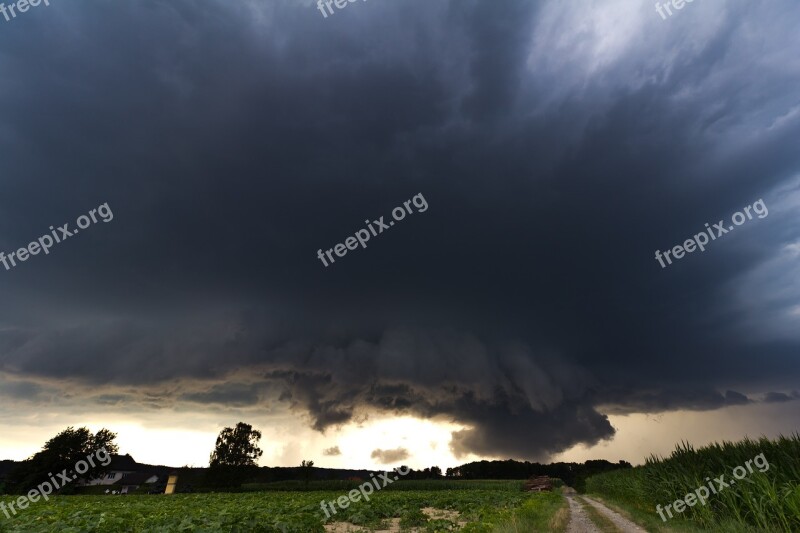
0;481;565;533
585;434;800;532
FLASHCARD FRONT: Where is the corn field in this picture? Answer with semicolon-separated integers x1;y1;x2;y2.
585;434;800;532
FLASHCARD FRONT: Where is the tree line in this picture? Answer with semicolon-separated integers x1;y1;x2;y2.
1;421;632;494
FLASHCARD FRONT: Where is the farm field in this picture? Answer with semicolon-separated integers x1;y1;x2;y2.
584;434;800;533
0;481;567;533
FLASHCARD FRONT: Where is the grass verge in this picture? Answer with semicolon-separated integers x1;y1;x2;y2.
577;496;620;532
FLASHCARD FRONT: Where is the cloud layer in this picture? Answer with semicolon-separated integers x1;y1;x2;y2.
0;0;799;461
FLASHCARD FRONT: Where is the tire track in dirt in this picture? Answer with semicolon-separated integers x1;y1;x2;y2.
564;487;651;532
581;494;650;532
565;488;601;533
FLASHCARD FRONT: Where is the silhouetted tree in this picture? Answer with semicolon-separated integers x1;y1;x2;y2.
301;460;314;487
6;427;118;494
209;422;263;467
205;422;263;489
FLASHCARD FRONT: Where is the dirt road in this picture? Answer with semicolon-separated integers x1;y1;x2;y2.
564;488;650;533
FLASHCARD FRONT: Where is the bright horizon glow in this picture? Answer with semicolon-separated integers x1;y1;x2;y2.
2;402;799;469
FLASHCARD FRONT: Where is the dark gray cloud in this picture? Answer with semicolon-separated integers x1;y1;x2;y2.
180;382;271;407
370;447;410;464
763;391;800;403
322;446;341;457
1;0;799;461
597;388;752;415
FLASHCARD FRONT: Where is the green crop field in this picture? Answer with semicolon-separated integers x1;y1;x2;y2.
585;434;800;532
0;481;567;533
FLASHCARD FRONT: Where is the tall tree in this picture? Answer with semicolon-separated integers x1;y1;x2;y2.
209;422;263;467
6;427;118;493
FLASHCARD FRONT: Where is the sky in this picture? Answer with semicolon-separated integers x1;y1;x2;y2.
0;0;799;470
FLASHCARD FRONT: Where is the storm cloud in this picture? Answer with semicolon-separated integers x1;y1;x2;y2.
1;0;799;461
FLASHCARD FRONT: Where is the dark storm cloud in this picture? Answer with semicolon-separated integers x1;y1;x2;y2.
763;391;800;403
93;394;134;406
180;382;271;407
0;379;44;401
261;329;615;459
448;400;613;460
596;388;751;415
1;0;799;459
